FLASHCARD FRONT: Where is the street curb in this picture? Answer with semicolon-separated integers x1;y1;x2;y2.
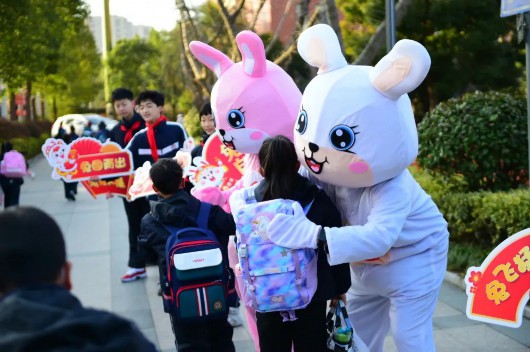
444;271;530;320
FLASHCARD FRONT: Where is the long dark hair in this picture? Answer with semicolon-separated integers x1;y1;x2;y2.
258;135;299;201
1;141;13;160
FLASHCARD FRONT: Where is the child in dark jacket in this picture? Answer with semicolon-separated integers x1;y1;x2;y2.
138;158;235;352
230;135;351;352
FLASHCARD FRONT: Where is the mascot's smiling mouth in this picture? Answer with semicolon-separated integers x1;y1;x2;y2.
222;137;236;150
302;147;328;174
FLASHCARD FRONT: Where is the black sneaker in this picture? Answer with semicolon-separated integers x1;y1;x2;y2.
68;190;76;201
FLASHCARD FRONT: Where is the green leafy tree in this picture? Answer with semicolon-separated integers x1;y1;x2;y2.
0;0;88;119
336;0;384;61
417;91;528;192
107;37;160;95
337;0;523;117
147;29;188;119
39;24;102;118
400;0;521;114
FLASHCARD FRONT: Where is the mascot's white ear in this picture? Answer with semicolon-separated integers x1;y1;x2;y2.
369;39;431;100
297;24;347;74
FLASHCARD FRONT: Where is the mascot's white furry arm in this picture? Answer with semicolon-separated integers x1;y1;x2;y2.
268;24;449;352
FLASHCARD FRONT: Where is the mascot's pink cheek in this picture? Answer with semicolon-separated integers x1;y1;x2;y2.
348;161;369;174
250;131;263;140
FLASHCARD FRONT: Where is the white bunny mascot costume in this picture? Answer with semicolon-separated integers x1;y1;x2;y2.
268;24;449;352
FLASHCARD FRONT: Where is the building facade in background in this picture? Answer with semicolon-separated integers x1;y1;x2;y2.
88;16;153;53
242;0;320;46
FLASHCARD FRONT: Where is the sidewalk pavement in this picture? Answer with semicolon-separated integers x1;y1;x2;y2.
11;154;530;351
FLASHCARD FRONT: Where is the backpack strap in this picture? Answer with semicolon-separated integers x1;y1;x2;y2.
244;187;258;204
161;201;211;234
247;188;314;215
302;197;315;214
196;202;211;229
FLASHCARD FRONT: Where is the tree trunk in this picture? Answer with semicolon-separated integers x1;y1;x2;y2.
274;3;321;66
176;0;212;99
297;0;310;27
323;0;344;52
215;0;243;60
9;92;16;121
31;96;37;120
354;0;414;65
265;0;296;53
25;81;32;121
177;0;255;102
248;0;267;30
53;97;58;120
41;97;46;120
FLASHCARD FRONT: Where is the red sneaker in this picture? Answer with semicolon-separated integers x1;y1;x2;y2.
120;268;147;283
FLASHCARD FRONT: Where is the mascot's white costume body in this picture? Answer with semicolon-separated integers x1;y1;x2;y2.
268;24;449;352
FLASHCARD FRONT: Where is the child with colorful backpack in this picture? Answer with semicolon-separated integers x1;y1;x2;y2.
230;135;351;352
138;158;235;352
0;142;26;208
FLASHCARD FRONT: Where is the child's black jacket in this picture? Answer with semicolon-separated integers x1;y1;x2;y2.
138;190;235;284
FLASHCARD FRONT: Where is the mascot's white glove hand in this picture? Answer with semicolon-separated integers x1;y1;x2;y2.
267;202;320;249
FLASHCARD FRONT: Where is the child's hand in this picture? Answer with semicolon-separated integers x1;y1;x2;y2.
192;186;226;206
329;294;346;308
358;251;391;265
27;169;35;179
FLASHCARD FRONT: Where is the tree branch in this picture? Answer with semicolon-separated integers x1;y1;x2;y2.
216;0;240;60
228;0;246;20
176;0;210;97
354;0;414;65
274;4;321;66
248;0;267;31
265;0;296;54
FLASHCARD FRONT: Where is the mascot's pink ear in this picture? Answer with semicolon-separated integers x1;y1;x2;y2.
235;31;267;77
369;39;431;100
189;41;234;78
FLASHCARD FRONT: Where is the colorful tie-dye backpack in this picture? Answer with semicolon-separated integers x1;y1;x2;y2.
235;190;318;314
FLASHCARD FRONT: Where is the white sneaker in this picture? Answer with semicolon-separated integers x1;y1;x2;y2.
120;267;147;283
227;307;243;327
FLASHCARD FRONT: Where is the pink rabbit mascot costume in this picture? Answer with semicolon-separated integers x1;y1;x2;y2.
267;24;449;352
189;30;301;350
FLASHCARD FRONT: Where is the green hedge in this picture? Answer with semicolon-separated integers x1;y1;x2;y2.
410;166;530;247
7;134;50;160
446;242;491;272
1;120;52;160
0;119;52;139
410;166;530;272
417;91;528;192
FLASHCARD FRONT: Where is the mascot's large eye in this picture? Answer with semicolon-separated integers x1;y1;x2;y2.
329;125;356;151
227;108;245;129
296;110;308;134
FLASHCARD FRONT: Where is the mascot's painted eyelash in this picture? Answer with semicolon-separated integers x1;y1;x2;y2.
227;107;246;129
329;125;359;151
296;108;308;134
